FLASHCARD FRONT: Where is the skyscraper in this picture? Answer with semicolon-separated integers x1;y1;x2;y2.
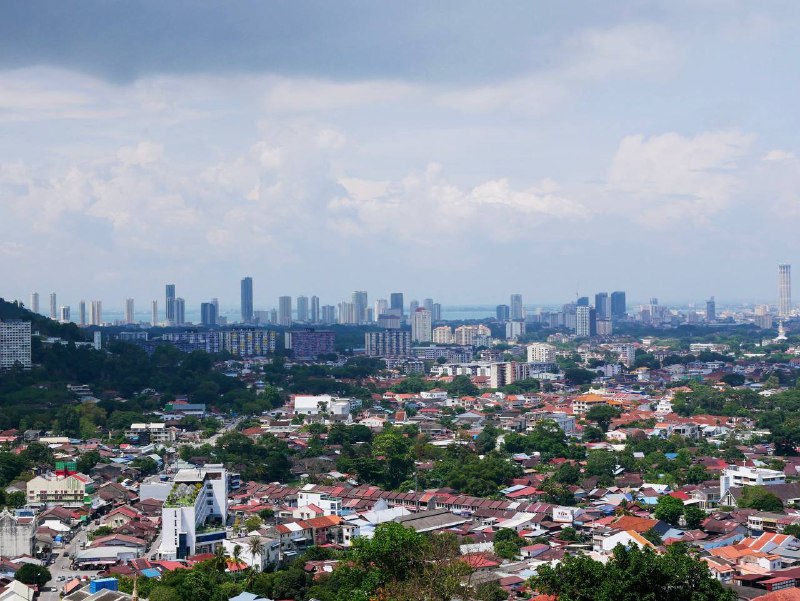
423;298;434;313
278;296;292;326
374;299;388;318
30;293;39;314
321;305;336;324
151;300;158;326
90;300;103;326
59;306;70;323
79;301;86;326
510;294;523;320
576;306;596;337
0;320;32;369
409;300;419;315
310;296;320;323
390;292;404;316
496;304;510;322
576;296;589;307
352;291;368;324
175;298;185;326
125;298;135;324
297;296;309;322
595;292;610;320
706;296;716;322
337;301;356;324
201;302;218;326
610;291;626;319
49;292;57;320
432;303;442;322
779;264;792;318
411;308;432;343
165;284;176;324
241;277;253;323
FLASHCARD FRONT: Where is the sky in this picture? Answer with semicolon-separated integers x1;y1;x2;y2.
1;1;799;313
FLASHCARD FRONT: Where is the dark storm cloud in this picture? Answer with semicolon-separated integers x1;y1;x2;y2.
1;0;619;83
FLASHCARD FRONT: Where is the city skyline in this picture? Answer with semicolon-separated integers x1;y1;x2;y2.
1;3;799;303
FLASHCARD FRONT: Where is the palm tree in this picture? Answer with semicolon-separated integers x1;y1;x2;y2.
212;544;228;573
232;544;243;579
247;536;264;572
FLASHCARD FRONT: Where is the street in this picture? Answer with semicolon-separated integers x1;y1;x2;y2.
40;525;100;601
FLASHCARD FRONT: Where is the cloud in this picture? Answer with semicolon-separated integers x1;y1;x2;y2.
118;141;164;166
607;130;754;226
763;149;796;162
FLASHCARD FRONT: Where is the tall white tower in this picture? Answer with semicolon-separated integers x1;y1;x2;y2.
779;264;792;318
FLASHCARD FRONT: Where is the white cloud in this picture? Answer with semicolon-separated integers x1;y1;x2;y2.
118;141;164;166
763;149;796;162
607;130;754;226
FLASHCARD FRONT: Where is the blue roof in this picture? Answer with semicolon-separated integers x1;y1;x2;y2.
141;568;161;579
664;453;679;460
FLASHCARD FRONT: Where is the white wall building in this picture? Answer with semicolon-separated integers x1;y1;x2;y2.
293;395;351;416
158;464;228;560
527;343;556;364
720;466;785;497
0;321;31;370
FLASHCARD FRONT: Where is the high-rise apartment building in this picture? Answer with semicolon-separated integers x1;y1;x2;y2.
390;292;404;316
496;304;510;322
201;302;217;326
321;305;336;324
49;293;57;320
411;308;432;343
432;303;442;322
59;306;70;323
576;306;596;337
706;296;716;322
278;296;292;326
310;296;320;323
423;298;434;313
352;291;368;324
151;300;158;326
779;264;792;318
337;301;356;325
78;301;86;326
241;277;253;323
432;326;453;344
374;299;389;319
90;300;103;326
0;320;32;369
125;298;135;324
30;293;39;314
365;330;411;357
175;298;185;326
296;296;309;322
527;343;556;363
510;294;523;320
595;292;610;320
610;291;626;319
576;296;589;307
166;284;176;324
285;329;335;359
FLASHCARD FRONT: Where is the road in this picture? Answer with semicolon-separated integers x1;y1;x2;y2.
40;525;100;601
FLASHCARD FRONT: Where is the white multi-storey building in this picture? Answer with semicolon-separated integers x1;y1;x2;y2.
0;320;32;369
411;308;432;343
292;395;352;417
527;343;556;364
720;466;785;497
158;465;229;560
432;326;454;344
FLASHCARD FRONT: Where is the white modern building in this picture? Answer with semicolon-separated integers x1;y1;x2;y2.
0;320;31;369
297;489;342;516
158;465;229;560
411;308;432;343
720;466;785;497
292;395;351;417
126;423;177;444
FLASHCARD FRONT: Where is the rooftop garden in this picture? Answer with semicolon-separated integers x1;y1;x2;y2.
164;481;203;508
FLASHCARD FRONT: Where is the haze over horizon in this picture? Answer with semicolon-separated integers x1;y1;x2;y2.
2;2;799;306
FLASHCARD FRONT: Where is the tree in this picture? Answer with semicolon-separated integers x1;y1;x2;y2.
351;522;429;582
493;528;524;560
446;375;479;398
585;450;617;486
6;491;26;508
247;536;264;571
654;495;685;527
783;524;800;537
563;368;596;386
16;564;51;587
739;486;784;512
683;505;706;530
244;516;262;533
721;373;746;387
530;543;736;601
586;405;620;432
77;450;102;473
